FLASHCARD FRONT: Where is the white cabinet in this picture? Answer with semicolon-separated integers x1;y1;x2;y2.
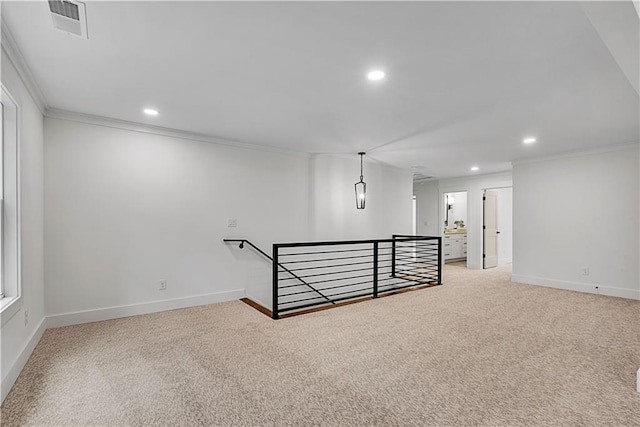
443;234;467;261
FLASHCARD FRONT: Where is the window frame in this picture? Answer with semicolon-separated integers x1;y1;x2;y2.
0;84;22;325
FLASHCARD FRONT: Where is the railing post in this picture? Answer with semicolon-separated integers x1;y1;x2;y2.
272;244;279;319
437;236;442;285
391;235;396;278
373;241;379;298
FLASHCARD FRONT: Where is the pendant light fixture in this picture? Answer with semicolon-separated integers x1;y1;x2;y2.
355;152;366;209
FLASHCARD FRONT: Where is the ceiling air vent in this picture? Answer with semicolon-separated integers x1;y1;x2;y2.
48;0;88;39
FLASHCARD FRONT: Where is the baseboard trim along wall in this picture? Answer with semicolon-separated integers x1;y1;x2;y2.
1;317;47;403
46;289;246;328
511;274;640;300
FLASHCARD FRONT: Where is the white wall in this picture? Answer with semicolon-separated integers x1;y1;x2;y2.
311;155;413;240
413;181;440;237
44;118;311;318
438;172;513;269
0;49;45;402
44;122;414;318
512;147;639;299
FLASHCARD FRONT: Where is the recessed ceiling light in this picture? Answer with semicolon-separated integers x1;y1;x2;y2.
367;70;386;81
470;166;479;171
144;108;159;116
523;137;536;144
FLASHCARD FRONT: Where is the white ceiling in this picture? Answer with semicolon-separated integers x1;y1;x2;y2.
2;1;639;179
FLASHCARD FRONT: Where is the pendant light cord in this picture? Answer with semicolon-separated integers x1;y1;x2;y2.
359;152;365;182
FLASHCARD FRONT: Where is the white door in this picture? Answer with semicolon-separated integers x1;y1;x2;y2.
483;190;499;269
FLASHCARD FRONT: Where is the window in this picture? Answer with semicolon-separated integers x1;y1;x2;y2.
0;84;21;323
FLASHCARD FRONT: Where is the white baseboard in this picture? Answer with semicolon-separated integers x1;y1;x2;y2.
46;289;245;328
511;274;640;300
499;257;512;265
1;317;47;403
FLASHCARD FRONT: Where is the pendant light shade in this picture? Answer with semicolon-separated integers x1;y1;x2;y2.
355;152;366;209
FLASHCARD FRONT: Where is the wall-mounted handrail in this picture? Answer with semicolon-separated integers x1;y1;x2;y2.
224;239;272;261
223;239;334;306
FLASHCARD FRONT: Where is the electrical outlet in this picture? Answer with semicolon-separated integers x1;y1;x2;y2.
24;309;29;326
581;267;589;276
159;280;167;291
227;219;237;228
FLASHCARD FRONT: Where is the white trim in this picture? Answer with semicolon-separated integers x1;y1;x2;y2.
498;257;512;265
511;143;640;167
312;152;413;175
46;289;246;328
45;109;311;158
0;84;22;323
1;316;46;403
0;21;49;114
0;294;22;326
511;274;640;301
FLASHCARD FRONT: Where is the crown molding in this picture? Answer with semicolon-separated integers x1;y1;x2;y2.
511;142;640;167
1;18;49;114
310;152;413;175
45;108;311;158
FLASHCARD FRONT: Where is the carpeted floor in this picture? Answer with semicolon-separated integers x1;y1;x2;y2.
1;264;639;426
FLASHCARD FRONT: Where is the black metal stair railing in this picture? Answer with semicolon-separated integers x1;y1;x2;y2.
272;235;441;319
225;235;441;319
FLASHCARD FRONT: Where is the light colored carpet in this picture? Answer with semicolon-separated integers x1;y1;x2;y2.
2;264;639;426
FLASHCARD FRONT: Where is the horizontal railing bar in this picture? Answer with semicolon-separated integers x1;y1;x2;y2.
394;255;438;262
278;264;398;280
280;248;398;259
393;263;438;270
277;266;374;280
394;267;437;271
280;279;375;297
278;253;377;265
394;256;438;262
279;273;373;289
394;270;438;277
393;270;438;276
395;246;439;251
395;252;437;257
394;262;438;269
279;259;397;272
278;247;374;257
279;253;401;266
275;236;439;249
283;260;375;273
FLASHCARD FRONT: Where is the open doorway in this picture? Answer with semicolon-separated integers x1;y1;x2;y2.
443;191;468;264
483;187;512;269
